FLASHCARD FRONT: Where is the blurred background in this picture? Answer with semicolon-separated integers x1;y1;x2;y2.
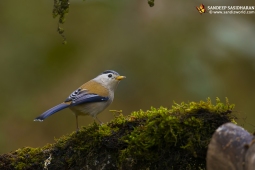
0;0;254;153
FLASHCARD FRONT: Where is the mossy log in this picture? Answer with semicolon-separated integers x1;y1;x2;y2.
0;98;236;170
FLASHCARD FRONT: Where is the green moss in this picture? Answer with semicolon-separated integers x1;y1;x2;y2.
119;98;235;169
148;0;155;7
53;0;70;44
51;0;157;43
0;98;236;169
10;147;44;170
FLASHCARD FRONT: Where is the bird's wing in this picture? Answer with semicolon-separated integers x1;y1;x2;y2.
34;88;109;122
64;88;109;106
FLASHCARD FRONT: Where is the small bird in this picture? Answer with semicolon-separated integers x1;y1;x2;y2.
34;70;126;131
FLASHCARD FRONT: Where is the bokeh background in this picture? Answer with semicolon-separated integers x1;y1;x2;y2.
0;0;254;153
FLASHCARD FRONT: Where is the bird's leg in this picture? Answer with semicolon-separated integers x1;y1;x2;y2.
76;115;79;132
95;116;103;125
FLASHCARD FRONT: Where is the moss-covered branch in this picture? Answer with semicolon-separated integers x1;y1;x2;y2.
0;98;236;169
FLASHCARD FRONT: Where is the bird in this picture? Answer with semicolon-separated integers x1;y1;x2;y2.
34;70;126;131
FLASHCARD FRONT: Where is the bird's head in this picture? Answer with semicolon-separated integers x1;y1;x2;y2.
93;70;126;91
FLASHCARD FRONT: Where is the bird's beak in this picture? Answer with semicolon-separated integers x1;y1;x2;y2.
116;76;126;80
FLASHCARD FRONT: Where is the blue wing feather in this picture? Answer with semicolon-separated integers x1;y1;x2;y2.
70;94;109;106
65;88;108;106
34;92;108;121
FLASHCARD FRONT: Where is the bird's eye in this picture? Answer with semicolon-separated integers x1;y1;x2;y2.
108;74;112;78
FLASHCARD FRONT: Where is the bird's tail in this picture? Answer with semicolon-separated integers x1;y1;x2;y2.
34;103;69;121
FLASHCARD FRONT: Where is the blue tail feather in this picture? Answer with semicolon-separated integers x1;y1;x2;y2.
34;103;69;121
